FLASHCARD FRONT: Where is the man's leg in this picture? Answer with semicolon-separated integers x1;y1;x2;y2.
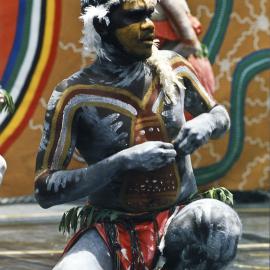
163;199;242;270
53;229;113;270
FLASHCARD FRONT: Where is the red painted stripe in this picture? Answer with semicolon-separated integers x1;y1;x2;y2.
0;0;19;79
1;0;62;153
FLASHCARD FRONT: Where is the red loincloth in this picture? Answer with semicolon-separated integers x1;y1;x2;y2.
62;208;183;269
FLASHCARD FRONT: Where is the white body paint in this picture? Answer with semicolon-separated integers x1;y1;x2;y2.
0;155;7;185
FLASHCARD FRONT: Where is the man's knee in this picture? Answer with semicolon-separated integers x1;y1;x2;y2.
53;229;112;270
54;250;108;270
163;199;242;270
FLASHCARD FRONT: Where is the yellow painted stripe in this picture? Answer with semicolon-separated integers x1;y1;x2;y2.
233;263;269;269
238;243;270;250
170;55;196;73
136;115;159;123
0;250;62;256
0;0;55;144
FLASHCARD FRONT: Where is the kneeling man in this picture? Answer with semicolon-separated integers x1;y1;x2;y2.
35;0;242;269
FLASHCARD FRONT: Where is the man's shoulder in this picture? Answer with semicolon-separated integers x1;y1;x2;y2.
55;69;92;93
46;69;96;111
158;50;195;71
158;49;182;59
158;50;185;62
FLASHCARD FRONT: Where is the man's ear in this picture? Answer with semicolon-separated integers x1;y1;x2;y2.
93;16;109;37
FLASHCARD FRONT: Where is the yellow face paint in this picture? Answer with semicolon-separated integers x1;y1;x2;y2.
115;21;154;58
114;0;156;59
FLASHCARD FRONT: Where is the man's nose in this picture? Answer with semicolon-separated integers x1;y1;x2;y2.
140;18;155;31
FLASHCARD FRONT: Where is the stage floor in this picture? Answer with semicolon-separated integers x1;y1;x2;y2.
0;203;269;270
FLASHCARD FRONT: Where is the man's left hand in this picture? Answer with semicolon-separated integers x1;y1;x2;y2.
172;114;214;155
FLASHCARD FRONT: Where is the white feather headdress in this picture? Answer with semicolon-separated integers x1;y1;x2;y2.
80;4;111;59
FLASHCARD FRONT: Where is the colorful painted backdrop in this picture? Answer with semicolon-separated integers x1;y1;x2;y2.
0;0;269;198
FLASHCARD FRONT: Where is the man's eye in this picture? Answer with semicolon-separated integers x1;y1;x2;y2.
146;11;154;19
127;9;154;20
146;8;155;18
128;10;145;20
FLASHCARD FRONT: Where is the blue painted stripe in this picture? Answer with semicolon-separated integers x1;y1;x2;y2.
1;0;27;89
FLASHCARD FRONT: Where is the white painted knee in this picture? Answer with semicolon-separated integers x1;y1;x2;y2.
190;198;242;237
53;251;103;270
163;199;242;270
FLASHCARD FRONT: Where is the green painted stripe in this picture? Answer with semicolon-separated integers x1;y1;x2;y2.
202;0;233;63
195;49;270;185
6;1;33;90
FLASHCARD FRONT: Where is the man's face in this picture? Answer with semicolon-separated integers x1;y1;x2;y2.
110;0;156;59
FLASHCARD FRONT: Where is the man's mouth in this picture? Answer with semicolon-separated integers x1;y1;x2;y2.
140;34;154;42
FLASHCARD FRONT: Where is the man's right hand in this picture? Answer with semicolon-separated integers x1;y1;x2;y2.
121;141;177;171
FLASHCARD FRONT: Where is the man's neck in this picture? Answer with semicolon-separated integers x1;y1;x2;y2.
89;42;153;93
98;41;149;67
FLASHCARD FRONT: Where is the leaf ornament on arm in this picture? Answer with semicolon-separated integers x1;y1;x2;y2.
0;87;15;114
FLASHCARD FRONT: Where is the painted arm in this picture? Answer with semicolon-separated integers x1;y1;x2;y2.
35;90;176;208
173;105;230;155
35;146;128;208
35;141;176;209
172;63;230;154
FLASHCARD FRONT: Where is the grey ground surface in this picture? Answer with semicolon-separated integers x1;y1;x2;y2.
0;202;269;270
